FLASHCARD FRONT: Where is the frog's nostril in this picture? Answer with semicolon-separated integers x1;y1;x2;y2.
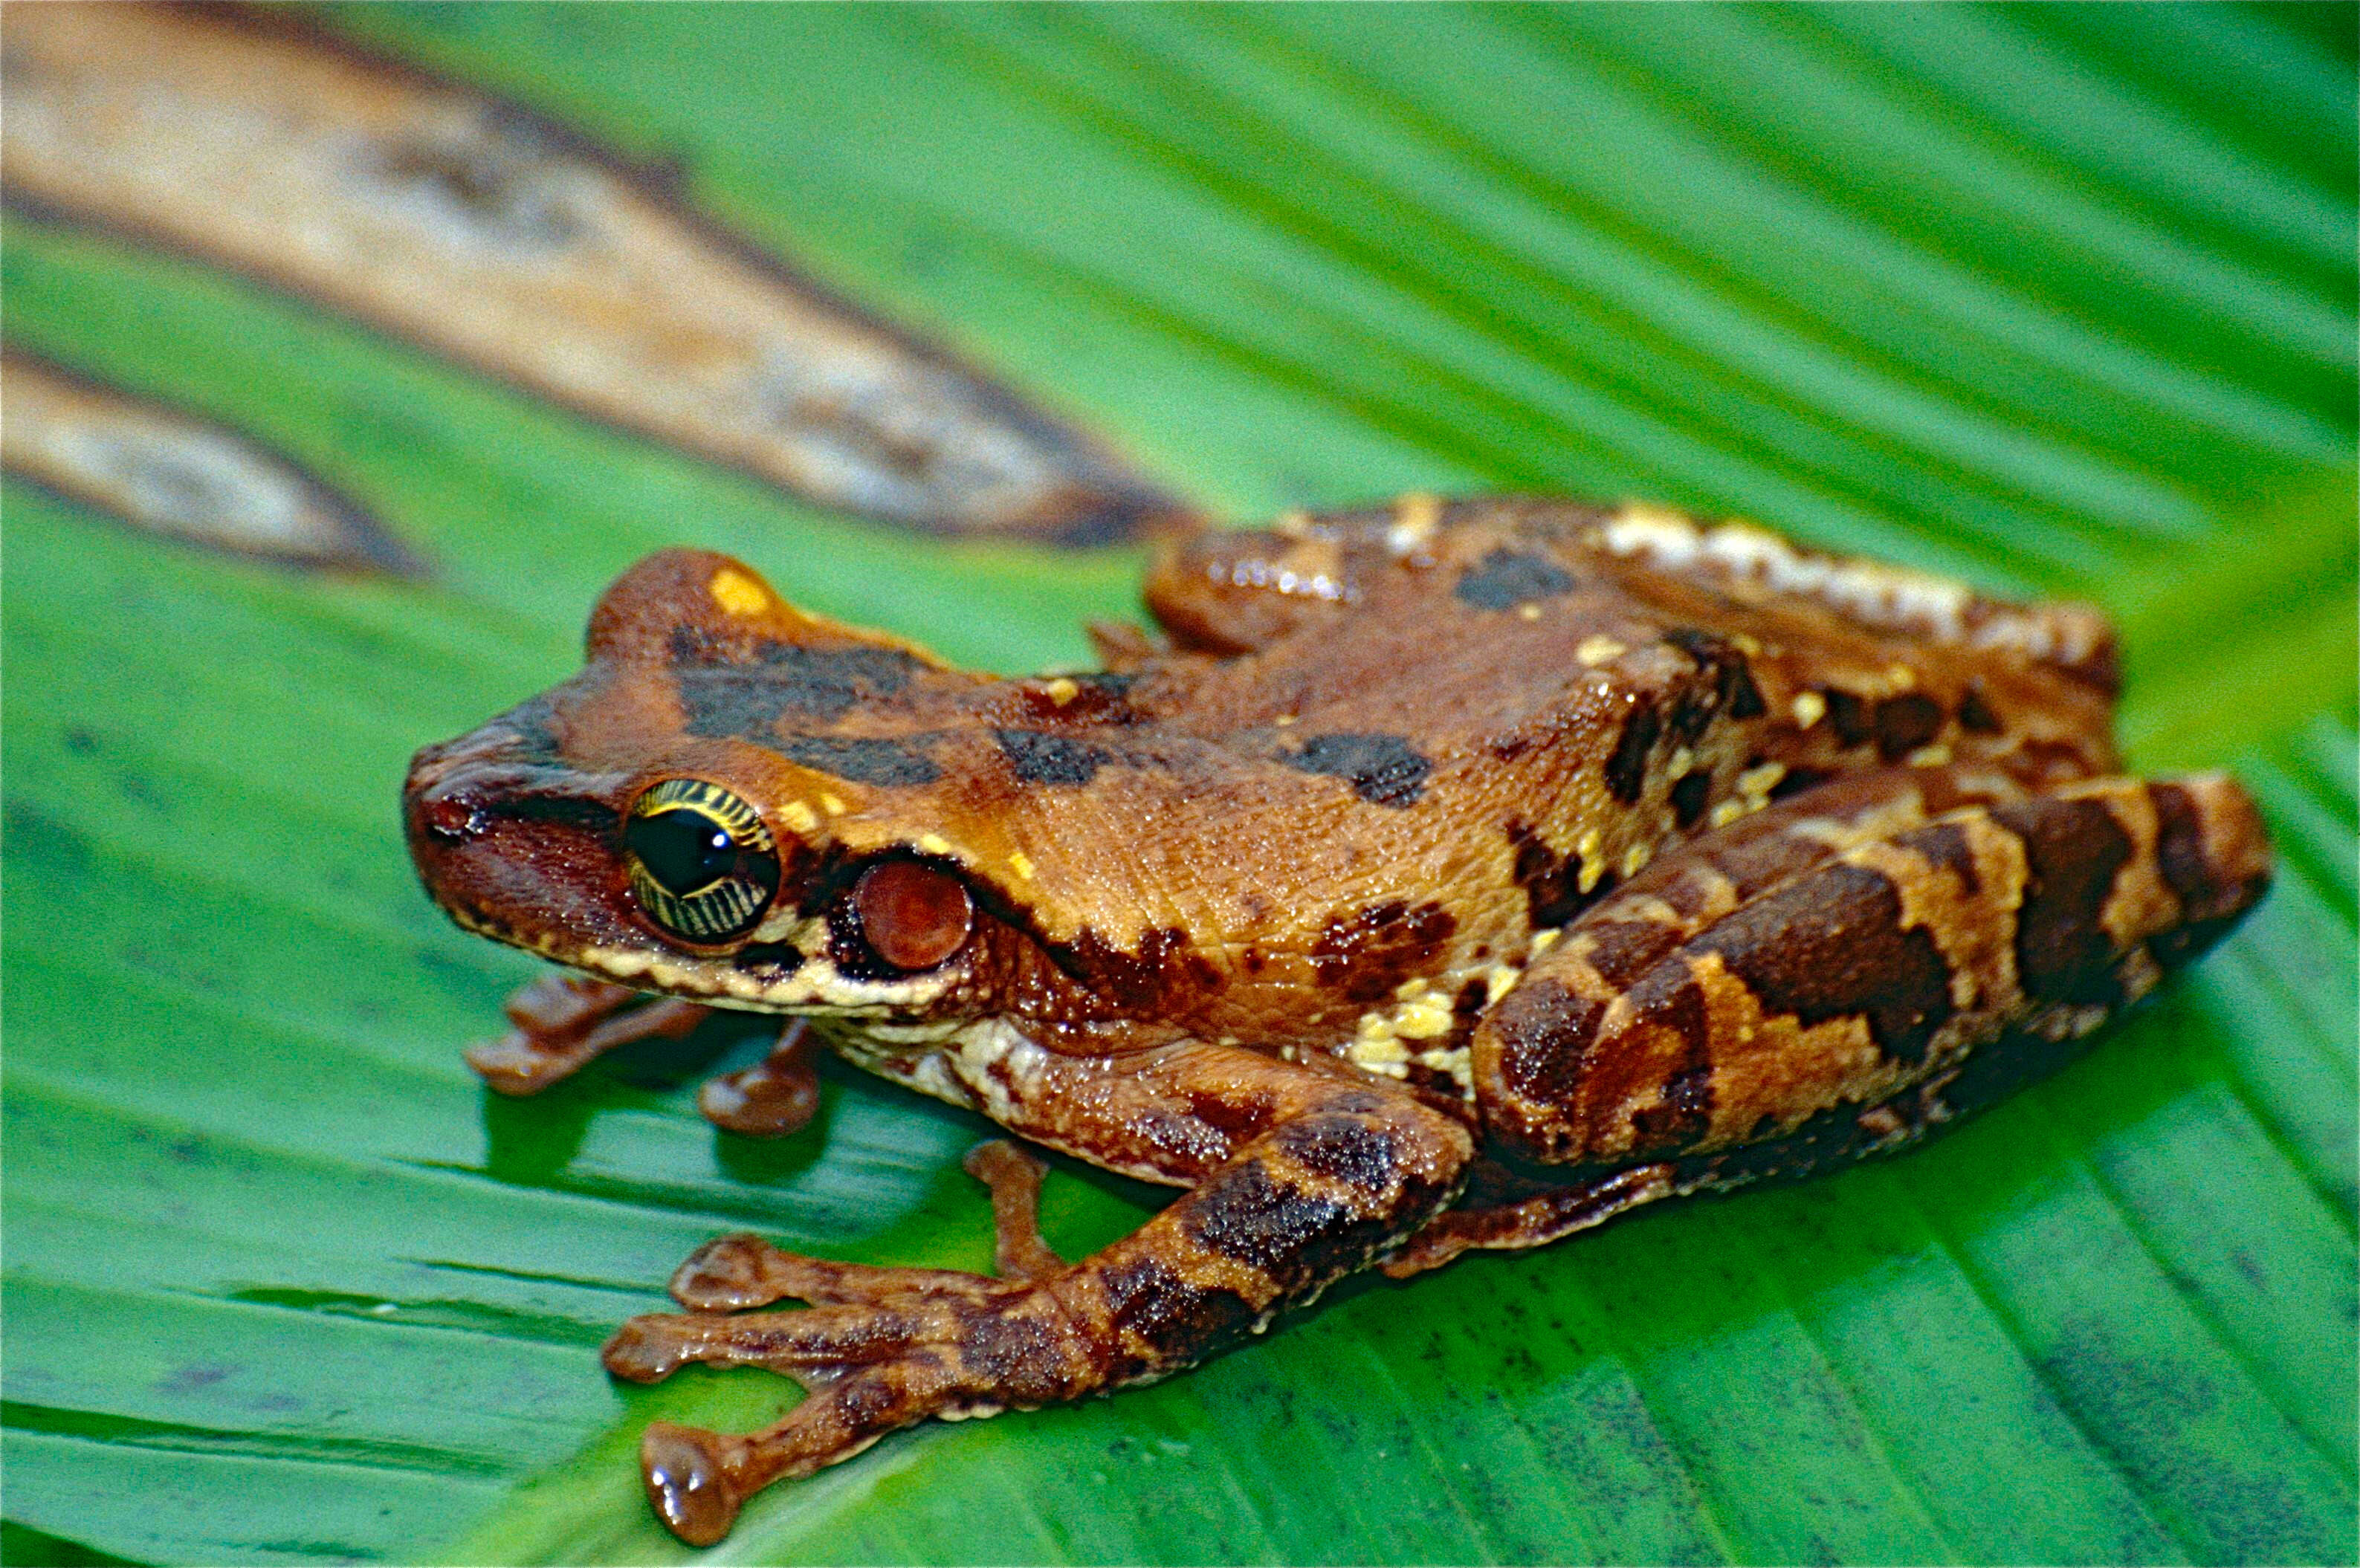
420;790;486;843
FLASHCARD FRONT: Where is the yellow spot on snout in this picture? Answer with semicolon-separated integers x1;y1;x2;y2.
780;800;818;835
709;568;771;618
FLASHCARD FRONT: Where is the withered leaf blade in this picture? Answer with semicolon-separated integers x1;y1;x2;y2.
1;349;430;577
0;4;1191;545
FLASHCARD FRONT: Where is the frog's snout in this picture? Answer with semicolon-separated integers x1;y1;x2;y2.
401;713;638;958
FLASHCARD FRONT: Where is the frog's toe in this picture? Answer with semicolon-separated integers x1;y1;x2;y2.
601;1312;701;1382
669;1233;791;1310
667;1233;1002;1312
696;1020;820;1138
641;1421;746;1546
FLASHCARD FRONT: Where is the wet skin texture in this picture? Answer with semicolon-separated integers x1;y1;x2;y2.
405;496;2272;1544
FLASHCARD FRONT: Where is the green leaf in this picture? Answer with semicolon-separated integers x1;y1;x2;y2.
6;5;2353;1564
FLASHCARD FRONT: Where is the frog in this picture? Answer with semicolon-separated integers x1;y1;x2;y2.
404;495;2271;1545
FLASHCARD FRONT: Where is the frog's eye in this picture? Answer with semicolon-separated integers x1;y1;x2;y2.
850;858;973;973
622;780;782;944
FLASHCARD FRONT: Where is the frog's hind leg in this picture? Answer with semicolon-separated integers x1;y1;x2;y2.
1470;767;2270;1173
1391;959;2130;1280
1380;1159;1678;1278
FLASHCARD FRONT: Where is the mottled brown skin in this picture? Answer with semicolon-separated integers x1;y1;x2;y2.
404;496;2270;1544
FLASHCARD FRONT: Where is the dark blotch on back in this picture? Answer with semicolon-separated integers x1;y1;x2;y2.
770;734;941;786
1287;732;1432;807
1995;794;2133;1006
1455;548;1576;610
1604;702;1661;803
673;629;927;736
1507;819;1615;927
1958;684;2003;733
1822;687;1871;747
1695;861;1954;1066
1874;694;1945;760
1664;628;1766;721
1670;771;1712;828
1310;900;1457;1004
995;728;1109;785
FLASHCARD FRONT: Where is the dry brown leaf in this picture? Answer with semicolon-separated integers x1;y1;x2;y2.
3;347;429;576
1;4;1191;544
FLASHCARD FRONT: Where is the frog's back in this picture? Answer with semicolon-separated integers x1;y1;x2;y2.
424;498;2124;1051
966;498;2127;1020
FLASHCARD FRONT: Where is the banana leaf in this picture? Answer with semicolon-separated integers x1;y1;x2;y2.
4;5;2353;1564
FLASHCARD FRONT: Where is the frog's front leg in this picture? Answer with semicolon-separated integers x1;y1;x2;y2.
602;1044;1474;1543
1467;766;2269;1186
464;973;820;1136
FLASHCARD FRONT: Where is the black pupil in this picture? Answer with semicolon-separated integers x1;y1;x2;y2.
627;809;749;895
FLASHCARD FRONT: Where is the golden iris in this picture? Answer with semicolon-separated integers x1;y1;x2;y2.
622;780;781;943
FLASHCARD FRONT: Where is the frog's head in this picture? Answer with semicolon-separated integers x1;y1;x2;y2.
404;549;1082;1020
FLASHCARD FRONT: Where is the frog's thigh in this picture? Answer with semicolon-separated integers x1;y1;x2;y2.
1472;771;2269;1167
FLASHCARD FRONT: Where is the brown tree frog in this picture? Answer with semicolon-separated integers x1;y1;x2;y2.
405;496;2269;1543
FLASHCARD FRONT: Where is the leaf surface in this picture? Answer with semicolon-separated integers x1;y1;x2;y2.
4;5;2353;1564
